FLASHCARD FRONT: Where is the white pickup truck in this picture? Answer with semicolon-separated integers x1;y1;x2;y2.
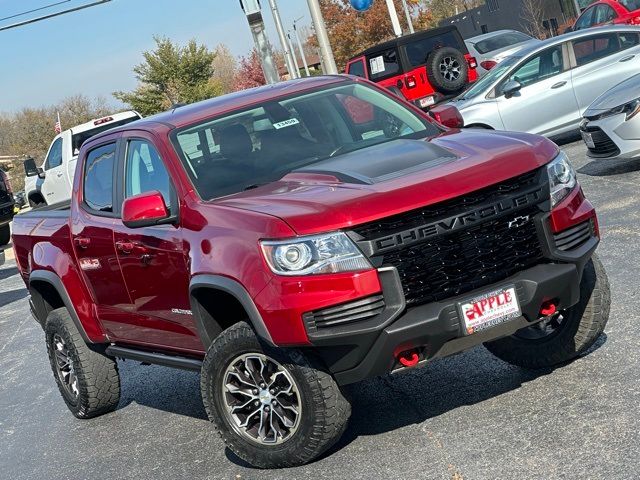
24;111;141;207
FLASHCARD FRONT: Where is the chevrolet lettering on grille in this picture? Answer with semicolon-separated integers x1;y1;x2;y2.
362;188;544;255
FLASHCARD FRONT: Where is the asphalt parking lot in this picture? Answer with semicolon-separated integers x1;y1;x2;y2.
1;138;639;480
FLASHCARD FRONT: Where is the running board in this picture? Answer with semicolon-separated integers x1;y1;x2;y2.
105;345;203;371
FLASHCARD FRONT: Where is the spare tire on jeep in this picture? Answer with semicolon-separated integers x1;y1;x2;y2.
426;47;468;94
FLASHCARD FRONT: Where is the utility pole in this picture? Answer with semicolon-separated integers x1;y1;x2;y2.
401;0;414;34
293;18;310;77
240;0;279;84
287;31;301;77
385;0;403;38
267;0;296;80
572;0;582;16
306;0;338;74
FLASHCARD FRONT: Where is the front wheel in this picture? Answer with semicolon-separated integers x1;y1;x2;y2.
201;322;351;468
485;254;610;369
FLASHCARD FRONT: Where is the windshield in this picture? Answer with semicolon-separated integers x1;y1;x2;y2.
473;32;532;54
459;56;521;100
172;82;439;201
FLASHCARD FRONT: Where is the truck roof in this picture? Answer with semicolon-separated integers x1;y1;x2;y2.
70;110;140;134
106;76;350;133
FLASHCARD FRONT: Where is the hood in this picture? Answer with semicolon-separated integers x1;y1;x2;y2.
584;73;640;115
216;131;558;235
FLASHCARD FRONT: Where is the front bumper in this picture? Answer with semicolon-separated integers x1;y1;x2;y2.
327;262;584;386
582;113;640;159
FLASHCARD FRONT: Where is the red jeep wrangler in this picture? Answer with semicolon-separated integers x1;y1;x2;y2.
346;26;478;109
12;76;609;469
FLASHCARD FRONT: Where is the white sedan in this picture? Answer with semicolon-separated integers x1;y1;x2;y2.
581;73;640;159
448;26;640;138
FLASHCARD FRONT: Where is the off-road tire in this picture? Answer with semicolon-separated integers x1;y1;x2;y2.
45;307;120;418
0;224;10;246
426;47;468;94
201;321;351;469
484;254;610;369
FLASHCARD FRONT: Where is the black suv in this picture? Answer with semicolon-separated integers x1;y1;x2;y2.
0;169;15;246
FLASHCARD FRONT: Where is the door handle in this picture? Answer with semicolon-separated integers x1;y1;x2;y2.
56;172;63;177
619;55;635;62
74;237;90;249
551;81;567;89
115;240;148;255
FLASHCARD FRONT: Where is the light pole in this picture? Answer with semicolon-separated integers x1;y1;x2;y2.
293;18;311;77
306;0;338;74
401;0;414;34
287;31;301;77
240;0;279;84
267;0;297;80
385;0;403;37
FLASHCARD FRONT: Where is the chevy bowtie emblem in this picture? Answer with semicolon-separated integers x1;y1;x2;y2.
508;215;531;229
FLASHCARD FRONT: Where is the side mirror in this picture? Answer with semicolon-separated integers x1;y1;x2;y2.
428;104;465;129
122;191;172;229
23;158;38;177
503;80;522;99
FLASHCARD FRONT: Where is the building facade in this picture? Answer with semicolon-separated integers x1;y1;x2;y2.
439;0;581;39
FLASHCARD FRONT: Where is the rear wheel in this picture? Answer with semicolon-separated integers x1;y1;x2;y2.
45;307;121;418
0;224;9;245
426;47;469;94
201;322;351;468
485;255;610;369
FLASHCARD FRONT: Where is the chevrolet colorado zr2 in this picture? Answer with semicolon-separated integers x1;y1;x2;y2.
11;76;610;469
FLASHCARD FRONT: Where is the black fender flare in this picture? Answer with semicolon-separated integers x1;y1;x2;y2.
189;275;275;347
29;270;93;343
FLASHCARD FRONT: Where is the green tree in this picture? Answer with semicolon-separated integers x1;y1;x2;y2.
114;37;222;116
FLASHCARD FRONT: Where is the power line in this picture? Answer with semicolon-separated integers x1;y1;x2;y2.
0;1;71;23
0;0;111;32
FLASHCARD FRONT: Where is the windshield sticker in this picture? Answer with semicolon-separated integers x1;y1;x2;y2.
370;56;385;75
273;118;300;129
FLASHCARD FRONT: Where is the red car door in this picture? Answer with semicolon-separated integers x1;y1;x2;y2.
108;132;200;353
71;136;133;325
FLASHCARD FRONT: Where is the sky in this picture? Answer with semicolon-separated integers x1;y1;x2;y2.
0;0;310;112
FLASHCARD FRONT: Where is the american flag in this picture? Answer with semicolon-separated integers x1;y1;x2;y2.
54;112;62;134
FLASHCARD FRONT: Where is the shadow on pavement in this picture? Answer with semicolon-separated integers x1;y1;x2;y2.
551;131;582;146
0;287;29;307
112;332;606;468
0;266;19;281
578;157;640;177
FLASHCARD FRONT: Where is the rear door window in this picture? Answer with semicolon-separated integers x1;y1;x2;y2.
405;31;464;67
367;48;400;80
347;59;366;78
572;33;620;66
83;143;116;213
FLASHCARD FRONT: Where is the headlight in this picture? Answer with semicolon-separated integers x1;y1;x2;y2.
260;232;372;276
547;152;577;207
594;98;640;121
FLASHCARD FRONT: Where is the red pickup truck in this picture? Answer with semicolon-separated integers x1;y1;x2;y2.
12;76;609;469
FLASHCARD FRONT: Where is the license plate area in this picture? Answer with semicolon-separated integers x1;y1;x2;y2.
458;286;521;335
581;131;595;149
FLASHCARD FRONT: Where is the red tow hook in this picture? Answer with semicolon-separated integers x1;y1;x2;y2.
397;349;420;367
539;300;558;317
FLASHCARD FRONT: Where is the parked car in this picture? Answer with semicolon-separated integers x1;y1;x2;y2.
580;72;640;158
465;29;540;76
12;76;609;469
0;169;15;245
447;26;640;137
573;0;640;31
23;111;141;207
346;26;478;109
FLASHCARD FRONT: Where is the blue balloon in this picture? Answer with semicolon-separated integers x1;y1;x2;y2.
350;0;373;12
